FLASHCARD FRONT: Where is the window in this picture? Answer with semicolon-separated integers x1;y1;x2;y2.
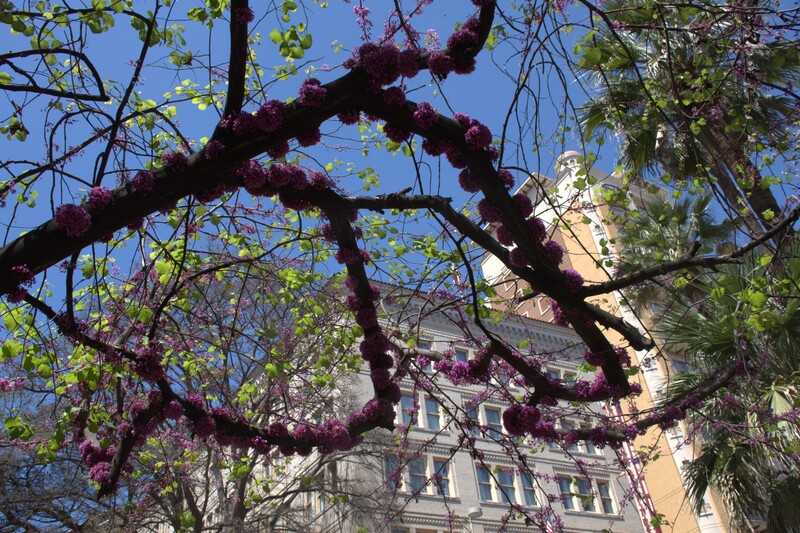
466;405;480;436
475;465;537;504
579;423;599;455
455;348;469;363
561;421;578;451
558;477;614;514
425;397;441;430
576;478;595;512
497;469;516;503
563;372;577;386
417;340;432;372
597;481;615;514
476;465;493;501
521;473;537;506
409;458;426;493
433;458;450;496
400;393;417;426
485;407;503;439
388;456;456;497
386;456;401;489
547;368;561;381
671;358;691;374
558;477;575;510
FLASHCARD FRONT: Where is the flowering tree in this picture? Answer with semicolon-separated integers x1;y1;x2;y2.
0;0;798;529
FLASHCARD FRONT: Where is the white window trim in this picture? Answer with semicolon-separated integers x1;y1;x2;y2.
475;463;540;507
386;455;457;497
557;475;617;515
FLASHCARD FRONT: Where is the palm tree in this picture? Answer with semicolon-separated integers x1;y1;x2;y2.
657;246;800;530
616;193;738;313
579;0;799;243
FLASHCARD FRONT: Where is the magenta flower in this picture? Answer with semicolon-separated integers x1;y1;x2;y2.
458;169;480;193
132;170;155;193
477;199;502;223
512;193;533;217
384;124;410;143
464;123;492;149
296;127;322;147
413;102;438;129
162;151;188;172
256;99;286;132
203;140;225;160
397;49;421;78
427;51;455;79
55;204;92;238
338;108;361;125
495;224;515;246
562;268;584;293
497;168;515;189
543;240;564;264
298;78;327;107
267;140;290;159
88;187;114;211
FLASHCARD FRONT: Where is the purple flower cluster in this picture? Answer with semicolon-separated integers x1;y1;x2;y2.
347;398;395;427
360;43;401;86
397;49;421;78
413;102;438;129
496;224;514;246
383;86;406;106
458;169;480;193
134;346;164;382
562;268;584;293
384;124;410;143
132;170;155;193
296;127;322;147
477;199;502;223
502;404;542;435
203;140;225;160
256;100;287;132
236;160;270;196
298;78;327;107
338;108;361;125
584;348;606;366
497;168;515;189
88;187;114;210
79;440;116;484
543;240;564;264
162;151;188;172
464;122;493;149
0;377;26;391
55;204;92;238
427;51;456;79
512;193;533;217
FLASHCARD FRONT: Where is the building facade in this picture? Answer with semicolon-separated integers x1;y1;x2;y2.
480;152;729;533
343;282;650;533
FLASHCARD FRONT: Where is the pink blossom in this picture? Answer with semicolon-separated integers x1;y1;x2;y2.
267;140;290;159
235;160;268;195
384;124;410;143
338;108;361;125
477;199;502;223
193;416;216;438
422;138;446;156
397;49;421;78
134;346;164;382
55;204;92;237
298;78;327;107
496;225;515;246
10;265;34;287
296;127;322;147
162;151;188;172
458;169;481;193
203;140;225;160
88;462;112;484
235;7;254;24
509;247;531;267
550;300;569;326
427;51;455;79
255;99;286;132
464;122;492;149
543;240;564;264
512;193;533;217
562;268;583;293
132;170;155;193
528;217;546;241
359;43;401;86
413;102;438;129
88;187;114;210
497;168;515;189
447;24;480;50
383;86;406;106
